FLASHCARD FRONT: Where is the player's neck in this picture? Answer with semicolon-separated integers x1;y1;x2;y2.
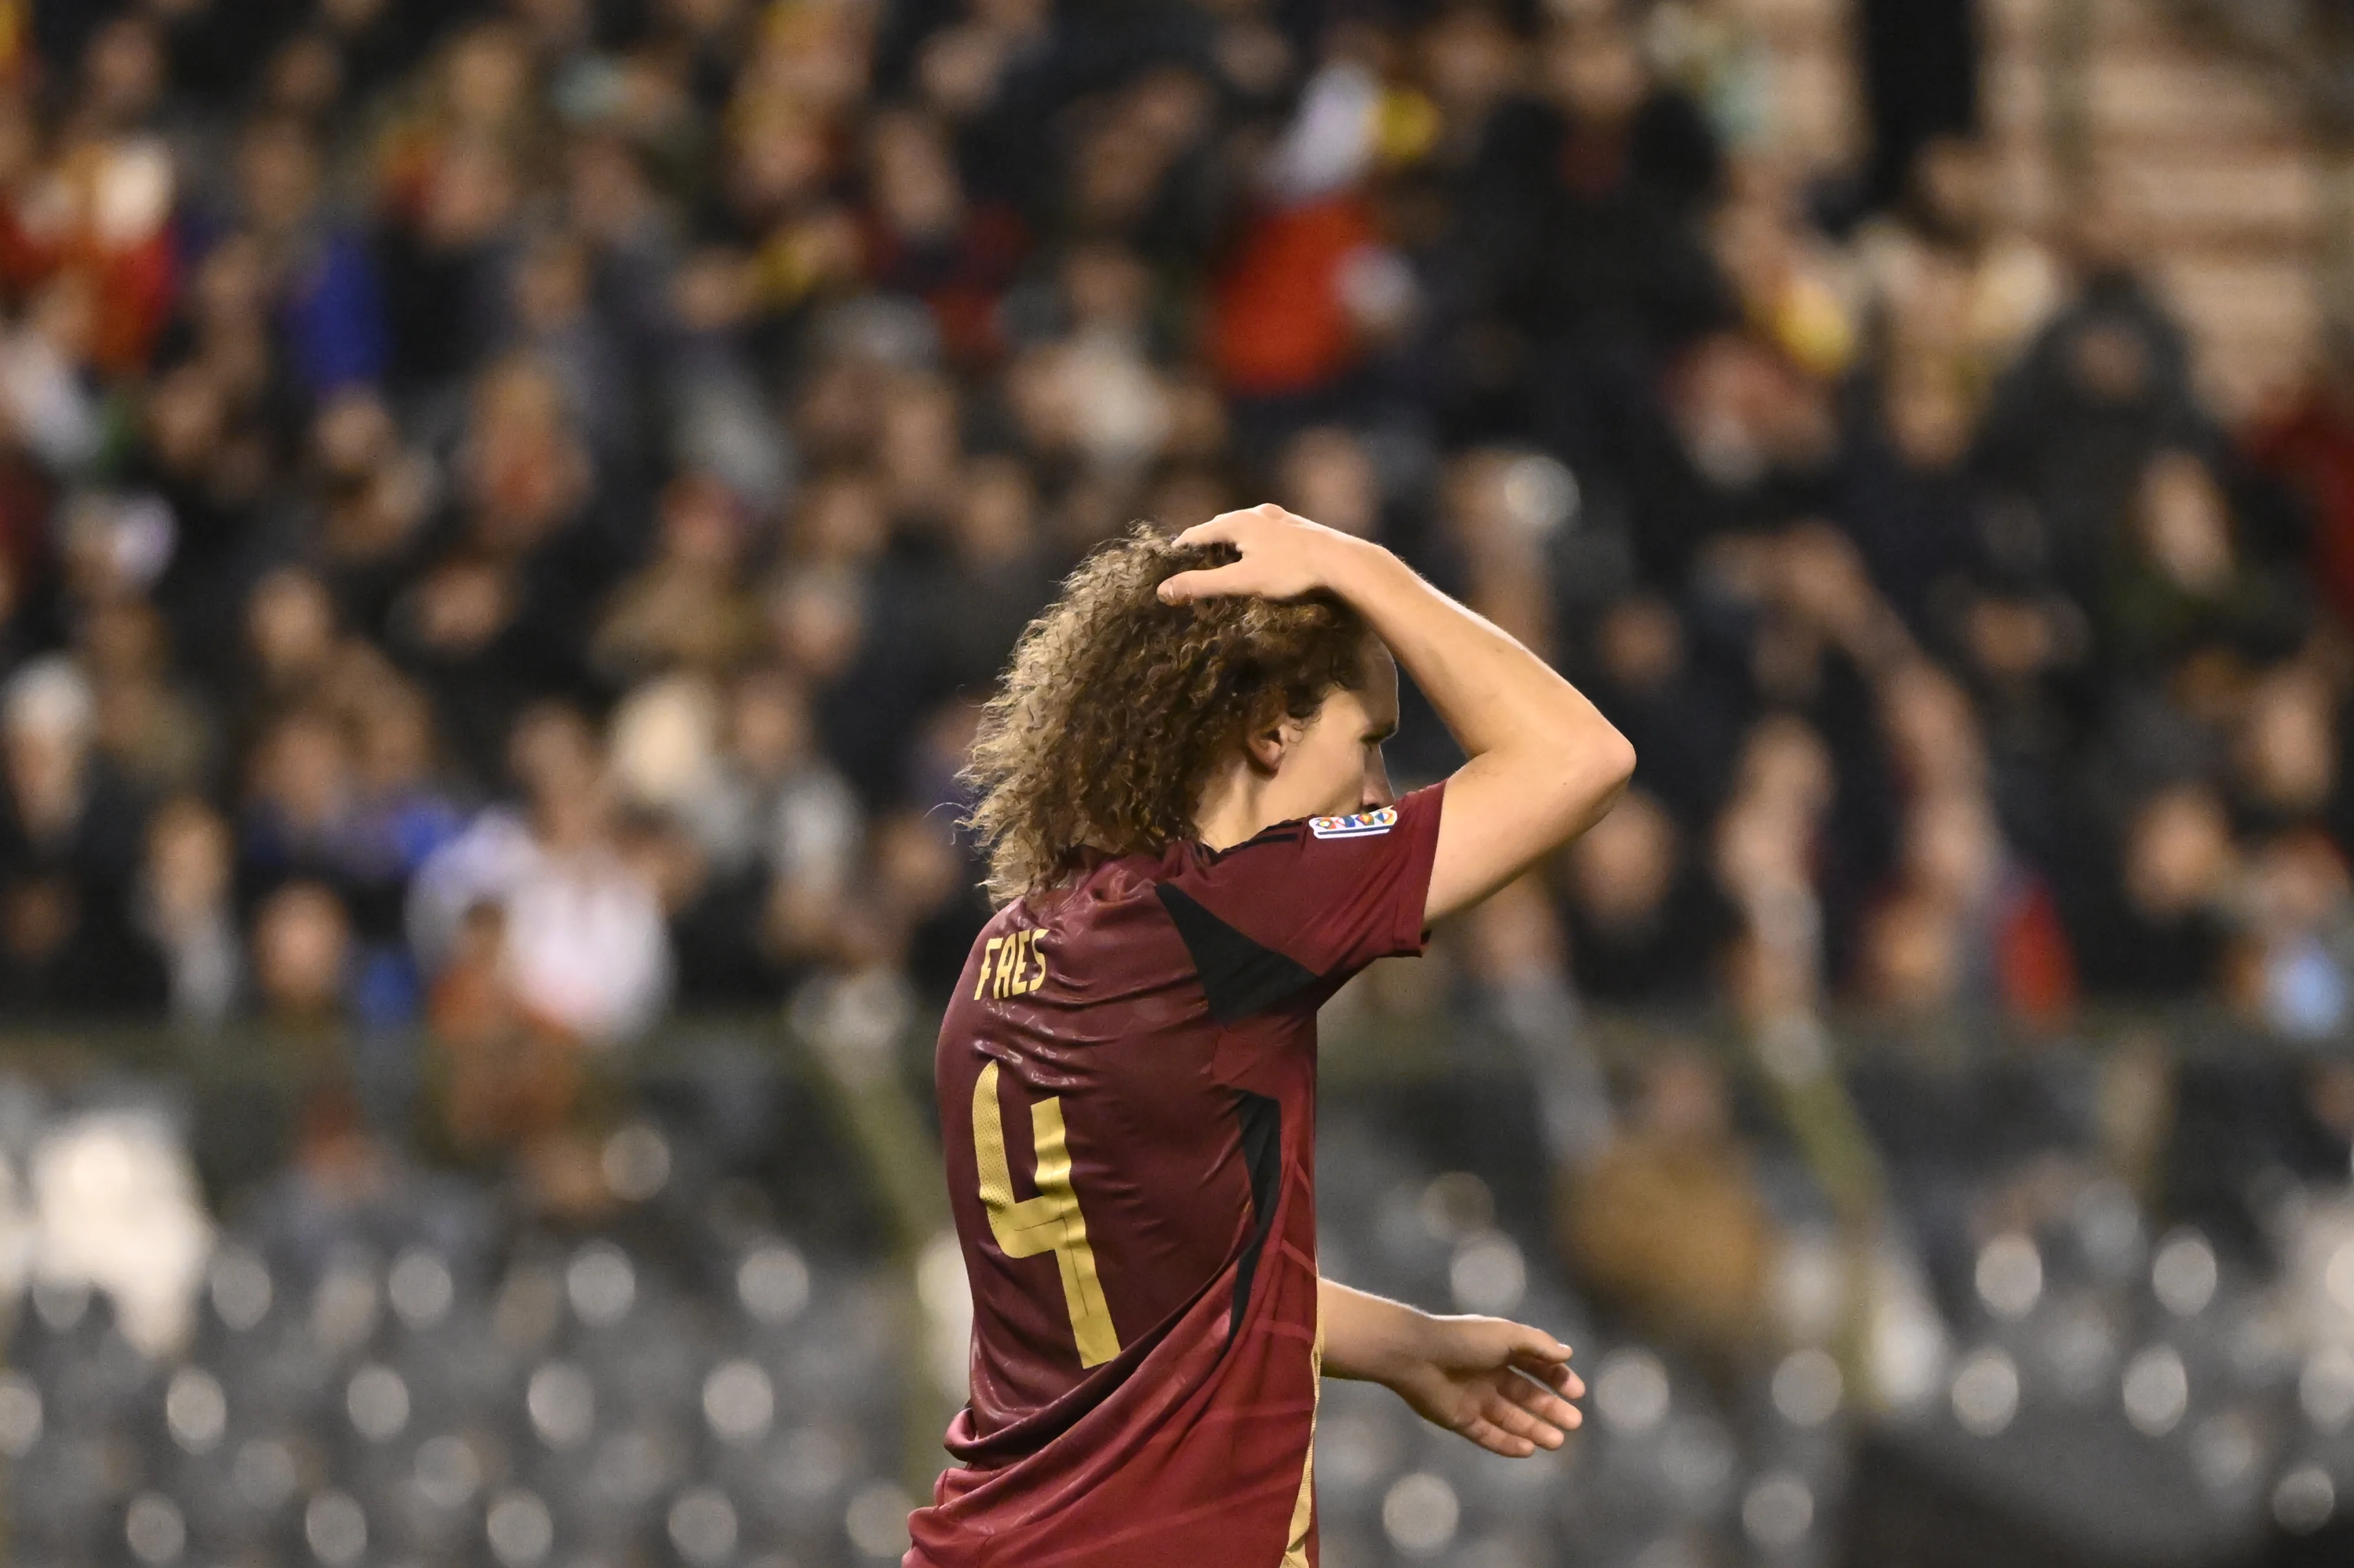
1191;760;1295;852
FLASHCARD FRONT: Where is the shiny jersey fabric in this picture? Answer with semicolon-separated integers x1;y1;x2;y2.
907;782;1447;1568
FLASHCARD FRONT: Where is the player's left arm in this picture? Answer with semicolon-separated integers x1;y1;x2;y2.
1317;1278;1583;1458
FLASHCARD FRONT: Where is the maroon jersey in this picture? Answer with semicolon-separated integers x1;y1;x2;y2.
907;783;1447;1568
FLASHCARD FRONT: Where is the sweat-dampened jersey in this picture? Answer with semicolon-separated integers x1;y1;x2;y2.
905;782;1446;1568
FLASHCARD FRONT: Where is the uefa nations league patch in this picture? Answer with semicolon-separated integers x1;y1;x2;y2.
1308;806;1398;839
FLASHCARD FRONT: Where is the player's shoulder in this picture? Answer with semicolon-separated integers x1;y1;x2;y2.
1178;790;1427;881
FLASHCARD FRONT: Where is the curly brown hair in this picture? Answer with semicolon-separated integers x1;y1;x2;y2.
962;522;1371;905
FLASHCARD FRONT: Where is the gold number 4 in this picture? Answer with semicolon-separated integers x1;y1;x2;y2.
972;1060;1121;1367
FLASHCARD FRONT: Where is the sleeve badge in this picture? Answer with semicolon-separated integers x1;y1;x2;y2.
1308;805;1398;839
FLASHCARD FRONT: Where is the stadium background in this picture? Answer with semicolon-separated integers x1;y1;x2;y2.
7;0;2354;1564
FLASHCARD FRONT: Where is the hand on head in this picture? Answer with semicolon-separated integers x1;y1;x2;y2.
1156;503;1365;605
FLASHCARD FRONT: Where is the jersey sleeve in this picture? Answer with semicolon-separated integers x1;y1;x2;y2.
1156;780;1447;1022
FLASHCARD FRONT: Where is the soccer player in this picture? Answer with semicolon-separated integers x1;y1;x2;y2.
908;504;1637;1567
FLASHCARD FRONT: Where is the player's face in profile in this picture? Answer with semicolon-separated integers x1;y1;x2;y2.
1275;636;1401;821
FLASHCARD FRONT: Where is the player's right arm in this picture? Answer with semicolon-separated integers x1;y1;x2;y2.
1160;505;1635;924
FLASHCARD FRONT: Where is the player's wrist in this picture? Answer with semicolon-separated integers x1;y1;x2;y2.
1316;533;1402;609
1366;1303;1450;1387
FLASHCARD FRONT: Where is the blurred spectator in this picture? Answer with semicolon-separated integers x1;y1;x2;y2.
1837;349;1984;634
1278;425;1385;542
1561;788;1735;1003
2101;449;2304;676
1212;36;1392;415
1853;137;2060;382
1582;595;1743;826
2076;783;2238;996
427;897;582;1159
296;388;436;639
1465;9;1729;470
1629;333;1838;585
604;669;834;1002
1978;210;2203;609
137;794;240;1029
685;664;861;899
0;273;105;473
6;21;178;377
1711;159;1857;383
1861;789;2075;1022
373;23;535;397
0;657;161;1014
859;107;1025;370
1562;1050;1778;1376
251;878;352;1031
2233;661;2342;835
242;566;342;736
230;113;387;398
238;706;361;906
345;677;463;942
80;596;210;797
1715;713;1836;1019
592;471;764;682
2233;828;2354;1040
503;227;627;465
1872;663;2075;1022
924;454;1057;697
1438;448;1565;660
409;703;671;1043
1461;870;1614;1169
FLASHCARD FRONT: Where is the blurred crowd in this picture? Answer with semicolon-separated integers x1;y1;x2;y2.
8;0;2354;1099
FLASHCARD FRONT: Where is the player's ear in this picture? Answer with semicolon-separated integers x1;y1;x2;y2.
1243;719;1289;774
1240;695;1299;775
